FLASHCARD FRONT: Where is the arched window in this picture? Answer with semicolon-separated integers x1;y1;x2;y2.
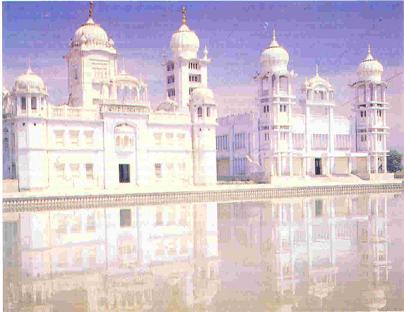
116;136;120;146
207;107;211;117
197;106;203;118
369;84;374;101
21;97;27;110
279;76;288;93
359;85;366;103
378;85;384;102
272;75;276;93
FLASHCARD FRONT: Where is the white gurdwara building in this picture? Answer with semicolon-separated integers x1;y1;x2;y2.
216;31;391;183
2;6;217;191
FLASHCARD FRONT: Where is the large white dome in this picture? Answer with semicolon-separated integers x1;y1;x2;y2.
260;30;289;75
357;45;384;83
170;8;200;59
14;66;47;94
72;17;110;47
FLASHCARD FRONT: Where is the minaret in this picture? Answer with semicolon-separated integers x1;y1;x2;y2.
352;45;388;174
167;7;210;112
256;30;296;179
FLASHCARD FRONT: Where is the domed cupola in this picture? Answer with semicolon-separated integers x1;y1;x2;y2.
304;65;333;90
260;30;290;75
170;7;200;59
14;65;47;95
71;2;113;49
357;45;384;83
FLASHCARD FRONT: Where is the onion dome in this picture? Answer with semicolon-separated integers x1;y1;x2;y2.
357;45;384;83
170;7;200;59
190;87;215;105
72;3;112;48
14;65;47;94
260;30;289;75
304;65;333;89
72;17;109;47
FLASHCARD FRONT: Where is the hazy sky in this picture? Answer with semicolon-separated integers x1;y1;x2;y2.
2;1;403;150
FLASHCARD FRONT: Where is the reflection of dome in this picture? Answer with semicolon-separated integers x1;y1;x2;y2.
15;66;47;94
170;7;200;59
361;287;386;311
260;30;289;74
357;45;384;83
72;17;111;47
190;87;215;105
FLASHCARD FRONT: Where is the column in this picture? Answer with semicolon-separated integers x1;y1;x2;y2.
374;155;378;174
367;156;371;174
277;154;282;176
302;156;307;177
289;153;293;176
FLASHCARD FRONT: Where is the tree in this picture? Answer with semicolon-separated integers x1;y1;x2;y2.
387;149;402;173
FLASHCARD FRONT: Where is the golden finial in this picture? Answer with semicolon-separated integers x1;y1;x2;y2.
181;6;187;25
272;29;276;41
89;1;94;18
368;44;371;54
315;64;319;76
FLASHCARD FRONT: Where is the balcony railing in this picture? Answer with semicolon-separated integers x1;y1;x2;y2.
49;106;99;120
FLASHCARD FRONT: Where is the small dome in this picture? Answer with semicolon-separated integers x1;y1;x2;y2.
170;8;200;59
72;18;109;47
190;87;215;105
305;65;333;89
14;66;47;94
157;96;179;112
260;30;289;75
357;45;384;83
116;70;140;84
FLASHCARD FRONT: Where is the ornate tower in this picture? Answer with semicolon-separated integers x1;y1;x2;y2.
190;88;217;185
165;7;210;112
256;30;297;178
65;2;118;107
301;66;336;176
10;66;49;190
352;46;388;174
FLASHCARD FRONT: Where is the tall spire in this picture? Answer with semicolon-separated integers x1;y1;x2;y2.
181;6;187;25
365;43;374;61
269;28;279;47
26;57;33;74
89;1;94;18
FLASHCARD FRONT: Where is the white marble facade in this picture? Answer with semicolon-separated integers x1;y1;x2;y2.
216;31;390;182
2;6;217;191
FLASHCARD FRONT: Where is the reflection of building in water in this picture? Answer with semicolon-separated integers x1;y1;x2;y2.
3;203;219;311
218;193;394;311
357;195;391;311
